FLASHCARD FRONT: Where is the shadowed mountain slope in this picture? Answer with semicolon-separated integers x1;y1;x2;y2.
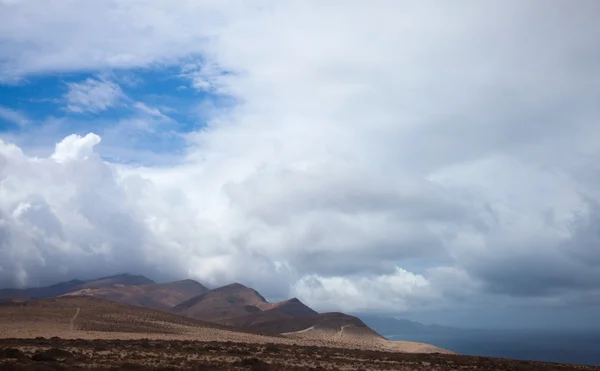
227;298;319;328
0;274;154;300
247;312;381;337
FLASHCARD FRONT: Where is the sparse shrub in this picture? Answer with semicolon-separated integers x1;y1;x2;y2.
31;348;72;362
92;344;108;352
190;364;217;371
18;363;67;371
234;357;270;371
120;363;146;370
0;348;26;359
227;348;251;356
263;345;281;354
31;353;57;363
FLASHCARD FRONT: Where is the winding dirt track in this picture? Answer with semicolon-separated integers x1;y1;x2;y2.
337;324;349;339
69;307;80;331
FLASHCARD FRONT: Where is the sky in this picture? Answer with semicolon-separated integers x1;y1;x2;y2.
1;0;600;330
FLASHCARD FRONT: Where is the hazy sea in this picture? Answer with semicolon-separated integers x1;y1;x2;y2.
386;329;600;366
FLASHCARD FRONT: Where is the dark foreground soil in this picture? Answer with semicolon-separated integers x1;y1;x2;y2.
1;338;598;371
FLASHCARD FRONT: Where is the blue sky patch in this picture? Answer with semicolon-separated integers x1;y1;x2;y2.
0;65;230;165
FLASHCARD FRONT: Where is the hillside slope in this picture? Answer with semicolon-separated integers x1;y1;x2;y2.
0;296;260;339
227;298;318;328
172;283;319;328
0;296;451;353
172;283;269;322
61;279;208;311
249;312;381;337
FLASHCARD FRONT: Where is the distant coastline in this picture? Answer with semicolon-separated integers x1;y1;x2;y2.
385;329;600;366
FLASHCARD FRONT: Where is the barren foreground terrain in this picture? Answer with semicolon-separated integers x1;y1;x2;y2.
1;297;598;370
1;337;599;371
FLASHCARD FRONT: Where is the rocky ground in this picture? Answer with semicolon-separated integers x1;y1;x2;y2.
1;337;599;371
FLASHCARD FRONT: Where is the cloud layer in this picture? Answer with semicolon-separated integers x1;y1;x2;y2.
1;1;600;323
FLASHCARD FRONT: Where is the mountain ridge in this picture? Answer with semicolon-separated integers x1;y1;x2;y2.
0;274;154;300
61;279;209;311
0;273;450;353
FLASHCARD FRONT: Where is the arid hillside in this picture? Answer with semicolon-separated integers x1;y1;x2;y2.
61;279;208;311
0;275;456;356
1;275;395;351
0;296;225;336
0;295;451;355
249;312;380;337
172;283;319;330
172;283;270;323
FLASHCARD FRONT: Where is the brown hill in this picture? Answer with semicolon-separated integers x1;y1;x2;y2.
260;297;318;316
0;274;154;300
0;276;452;355
247;312;381;337
172;283;318;327
227;298;318;328
0;275;443;353
172;283;269;323
249;312;450;353
61;279;208;311
0;296;268;340
0;296;451;354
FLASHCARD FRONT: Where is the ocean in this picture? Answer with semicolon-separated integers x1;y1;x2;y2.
386;329;600;366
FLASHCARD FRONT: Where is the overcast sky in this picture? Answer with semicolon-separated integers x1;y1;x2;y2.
1;0;599;329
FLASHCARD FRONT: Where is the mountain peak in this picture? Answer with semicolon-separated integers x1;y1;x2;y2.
216;282;248;290
210;283;267;302
172;282;270;322
165;279;207;288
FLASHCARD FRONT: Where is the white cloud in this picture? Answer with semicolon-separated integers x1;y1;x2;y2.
132;102;174;123
293;268;435;313
1;1;600;322
0;106;29;126
51;133;101;163
64;78;125;113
